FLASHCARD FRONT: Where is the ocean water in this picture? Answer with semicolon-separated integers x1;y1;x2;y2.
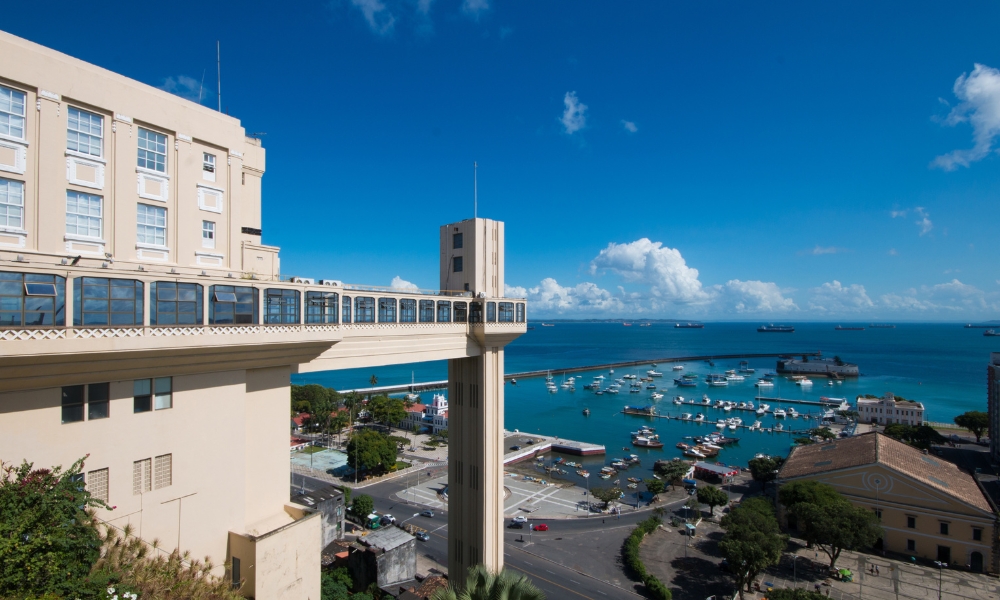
293;322;997;483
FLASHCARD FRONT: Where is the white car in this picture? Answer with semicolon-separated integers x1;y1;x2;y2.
381;514;396;524
512;515;527;524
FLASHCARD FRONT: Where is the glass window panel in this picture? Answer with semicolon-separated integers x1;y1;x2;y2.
25;283;56;296
419;300;434;323
24;297;53;312
137;128;167;172
154;377;171;394
0;86;26;139
0;297;20;310
0;178;25;229
454;302;468;323
137;204;167;246
487;302;496;322
67;107;103;157
378;298;396;323
453;233;463;249
215;291;238;303
399;298;416;323
355;297;374;323
437;301;451;323
453;256;463;273
342;296;352;323
61;385;85;424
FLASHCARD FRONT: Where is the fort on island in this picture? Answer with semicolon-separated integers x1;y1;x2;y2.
777;356;859;377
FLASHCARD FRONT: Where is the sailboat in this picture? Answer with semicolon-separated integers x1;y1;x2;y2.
405;372;420;402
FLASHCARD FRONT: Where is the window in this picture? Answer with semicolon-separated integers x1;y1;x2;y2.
516;302;525;323
203;153;216;181
87;468;109;503
453;256;463;273
67;107;103;157
907;516;916;529
0;177;24;229
469;301;482;323
419;299;434;323
874;508;882;520
498;302;514;322
66;191;102;238
137;128;166;172
202;221;215;248
378;297;396;323
265;288;300;324
61;385;85;423
399;298;416;323
940;522;949;536
209;285;258;324
0;86;26;140
973;528;982;541
154;454;172;489
453;301;468;323
486;302;496;322
137;204;166;246
453;232;463;249
0;272;66;327
73;277;143;326
306;291;338;324
150;282;203;325
133;377;172;412
437;301;451;323
342;296;352;323
88;382;110;420
907;539;916;552
133;458;151;494
355;296;374;323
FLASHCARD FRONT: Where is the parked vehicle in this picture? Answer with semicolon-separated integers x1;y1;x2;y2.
532;523;549;532
421;510;435;518
508;522;524;529
381;514;396;524
512;515;527;523
415;531;430;541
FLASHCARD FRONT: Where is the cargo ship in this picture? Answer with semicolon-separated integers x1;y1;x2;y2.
869;324;895;328
834;325;865;331
674;323;705;329
758;324;794;333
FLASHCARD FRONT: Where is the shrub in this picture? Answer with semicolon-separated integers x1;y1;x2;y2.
621;516;671;600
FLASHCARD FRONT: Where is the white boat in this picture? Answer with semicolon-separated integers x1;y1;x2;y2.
775;422;784;431
672;365;684;371
787;407;799;418
606;388;619;395
545;371;553;383
726;373;745;382
680;413;693;420
797;378;813;386
702;442;723;450
684;447;706;458
716;419;727;429
746;401;755;410
723;403;733;412
673;396;685;405
755;378;774;387
750;420;762;430
728;422;738;431
756;407;766;416
651;392;664;400
773;409;786;418
623;374;636;380
707;376;729;387
729;417;743;427
647;370;663;377
609;369;614;375
700;395;712;405
694;413;706;422
759;403;771;412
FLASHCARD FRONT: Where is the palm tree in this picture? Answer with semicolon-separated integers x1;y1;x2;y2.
369;374;378;399
431;565;545;600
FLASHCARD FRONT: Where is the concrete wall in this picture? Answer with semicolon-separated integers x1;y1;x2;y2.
377;539;417;588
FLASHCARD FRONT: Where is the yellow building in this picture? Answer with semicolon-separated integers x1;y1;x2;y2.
0;30;525;597
777;432;998;573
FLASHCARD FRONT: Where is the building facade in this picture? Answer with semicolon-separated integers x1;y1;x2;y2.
0;31;525;598
777;433;998;573
856;392;925;426
988;353;1000;463
401;393;449;434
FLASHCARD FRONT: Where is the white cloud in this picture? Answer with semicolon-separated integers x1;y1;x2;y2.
560;91;587;135
390;276;418;290
888;248;898;256
810;245;843;255
890;209;908;218
932;63;1000;170
504;283;527;298
879;279;997;313
713;280;798;314
621;120;638;133
461;0;489;19
808;281;874;313
589;239;709;304
914;207;933;235
161;75;208;104
526;278;625;314
351;0;396;35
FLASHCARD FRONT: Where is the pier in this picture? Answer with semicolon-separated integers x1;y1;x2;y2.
620;409;823;436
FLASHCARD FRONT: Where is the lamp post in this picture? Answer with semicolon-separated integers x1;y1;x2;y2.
583;472;590;518
792;554;800;586
934;561;947;600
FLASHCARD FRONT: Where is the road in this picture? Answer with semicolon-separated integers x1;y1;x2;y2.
292;472;653;599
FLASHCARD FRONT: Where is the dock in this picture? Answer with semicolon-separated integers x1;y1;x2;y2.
620;408;828;436
502;431;606;465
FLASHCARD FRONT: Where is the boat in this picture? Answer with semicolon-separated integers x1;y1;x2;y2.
738;360;755;374
797;378;813;386
632;436;664;448
651;392;664;400
746;401;755;410
674;323;704;328
622;322;632;327
583;408;590;416
684;447;707;458
726;373;745;382
773;409;786;418
646;384;657;390
715;419;726;429
673;396;685;405
774;422;784;431
566;461;581;468
627;483;638;489
700;395;712;405
595;390;604;395
675;378;697;387
869;324;896;328
672;365;684;371
694;413;705;422
707;375;729;387
680;412;693;420
835;325;865;331
627;477;641;483
647;370;663;377
631;426;656;436
985;330;1000;337
576;470;590;477
755;378;774;387
722;403;733;412
787;407;799;418
758;324;795;333
600;473;611;479
750;421;762;430
676;442;690;450
541;323;555;327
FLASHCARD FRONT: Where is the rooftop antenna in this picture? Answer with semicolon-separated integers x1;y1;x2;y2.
474;161;478;219
216;41;222;112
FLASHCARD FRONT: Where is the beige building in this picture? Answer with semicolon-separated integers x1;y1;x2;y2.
777;432;998;574
0;30;525;598
856;392;925;426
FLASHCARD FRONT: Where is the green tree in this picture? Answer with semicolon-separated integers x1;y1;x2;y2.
330;412;351;447
765;589;828;600
350;494;375;520
719;499;787;599
684;496;700;517
747;456;784;491
809;427;836;440
431;564;546;600
291;383;329;414
368;374;378;399
321;568;351;600
653;459;691;488
644;479;666;497
368;395;408;431
347;430;399;475
883;423;946;450
794;437;816;446
697;484;729;515
954;411;989;443
591;486;623;508
778;480;842;510
0;457;105;598
794;500;882;569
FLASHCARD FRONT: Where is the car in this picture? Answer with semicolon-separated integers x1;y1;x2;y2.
532;523;549;532
415;531;430;541
380;514;396;524
525;440;534;445
510;445;522;451
512;515;527;523
421;510;435;518
507;522;524;529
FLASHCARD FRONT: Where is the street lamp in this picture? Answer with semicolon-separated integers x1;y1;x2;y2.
934;561;947;600
583;472;591;518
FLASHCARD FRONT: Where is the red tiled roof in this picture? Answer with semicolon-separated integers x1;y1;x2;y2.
407;403;429;413
291;437;308;447
292;412;310;426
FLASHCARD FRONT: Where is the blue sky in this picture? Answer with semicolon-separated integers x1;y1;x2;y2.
7;1;1000;319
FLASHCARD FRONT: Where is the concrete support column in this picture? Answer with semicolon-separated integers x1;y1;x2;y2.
447;347;505;584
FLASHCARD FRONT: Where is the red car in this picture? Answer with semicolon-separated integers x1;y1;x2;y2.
532;523;549;532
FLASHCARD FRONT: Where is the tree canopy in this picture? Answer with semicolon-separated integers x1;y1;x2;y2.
778;480;842;509
346;429;399;475
350;494;375;519
431;564;546;600
809;427;836;440
882;423;946;450
291;383;342;416
591;486;623;508
765;589;828;600
653;460;691;486
780;481;882;569
367;395;408;430
697;484;729;515
644;479;666;496
747;456;784;490
719;498;786;599
954;411;989;443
